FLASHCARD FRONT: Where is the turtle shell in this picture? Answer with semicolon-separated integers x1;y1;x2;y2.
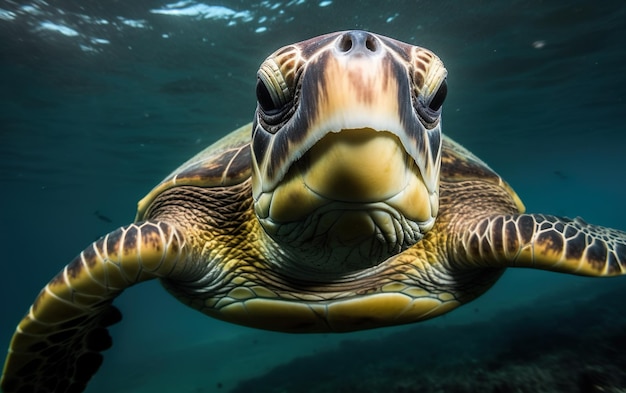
440;135;525;213
136;123;253;220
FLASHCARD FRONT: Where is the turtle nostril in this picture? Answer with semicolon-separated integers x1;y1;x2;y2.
365;36;377;52
337;34;353;53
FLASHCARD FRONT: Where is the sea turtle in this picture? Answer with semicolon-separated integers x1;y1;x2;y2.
2;30;625;393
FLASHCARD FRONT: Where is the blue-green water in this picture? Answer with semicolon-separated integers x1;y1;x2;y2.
1;1;625;392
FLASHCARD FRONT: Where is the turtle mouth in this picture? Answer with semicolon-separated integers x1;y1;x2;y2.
262;128;434;224
302;129;411;203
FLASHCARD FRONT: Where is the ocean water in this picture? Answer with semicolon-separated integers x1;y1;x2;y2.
1;1;625;392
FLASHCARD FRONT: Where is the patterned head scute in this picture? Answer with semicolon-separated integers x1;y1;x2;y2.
251;31;448;271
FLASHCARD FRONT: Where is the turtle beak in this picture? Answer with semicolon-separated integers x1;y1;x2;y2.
267;128;435;228
302;129;410;203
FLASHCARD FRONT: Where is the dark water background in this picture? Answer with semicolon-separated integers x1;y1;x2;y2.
1;1;625;392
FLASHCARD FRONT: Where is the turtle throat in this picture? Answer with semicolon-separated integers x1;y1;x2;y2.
254;128;437;275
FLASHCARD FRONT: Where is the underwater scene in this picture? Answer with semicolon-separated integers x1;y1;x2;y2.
1;0;626;392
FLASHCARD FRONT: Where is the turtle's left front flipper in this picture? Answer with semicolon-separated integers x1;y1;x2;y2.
457;214;626;276
1;220;190;393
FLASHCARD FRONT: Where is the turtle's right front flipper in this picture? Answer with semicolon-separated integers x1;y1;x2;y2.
1;221;189;393
457;214;626;276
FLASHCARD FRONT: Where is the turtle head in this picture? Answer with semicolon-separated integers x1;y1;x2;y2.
251;30;447;275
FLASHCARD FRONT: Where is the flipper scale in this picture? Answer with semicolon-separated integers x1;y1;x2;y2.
461;214;626;276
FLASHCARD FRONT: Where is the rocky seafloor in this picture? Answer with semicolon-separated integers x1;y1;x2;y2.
229;281;626;393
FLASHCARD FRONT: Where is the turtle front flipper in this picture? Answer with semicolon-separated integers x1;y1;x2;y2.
459;214;626;276
1;220;189;393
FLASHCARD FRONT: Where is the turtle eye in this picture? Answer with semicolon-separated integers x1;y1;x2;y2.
256;59;291;115
256;79;280;113
428;79;447;112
